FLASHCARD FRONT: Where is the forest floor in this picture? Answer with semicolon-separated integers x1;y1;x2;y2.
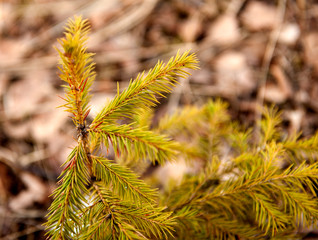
0;0;317;239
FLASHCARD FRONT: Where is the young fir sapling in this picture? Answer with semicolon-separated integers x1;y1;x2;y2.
46;16;318;240
156;103;318;239
45;16;198;240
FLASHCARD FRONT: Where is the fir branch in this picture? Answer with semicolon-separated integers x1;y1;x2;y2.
172;207;203;239
205;215;262;240
89;124;179;164
201;162;318;235
90;50;199;128
113;205;174;239
56;16;95;127
170;194;262;239
82;183;146;240
260;106;282;144
116;223;148;240
166;147;318;237
156;99;229;135
157;101;318;239
251;192;289;234
232;152;262;173
45;143;90;240
155;99;232;163
166;157;222;212
166;176;200;211
48;16;200;240
156;105;204;134
204;99;230;128
132;108;154;130
229;126;253;153
91;156;158;203
81;183;115;239
276;185;318;226
85;182;174;239
283;132;318;163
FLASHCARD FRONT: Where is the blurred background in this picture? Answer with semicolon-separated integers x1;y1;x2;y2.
0;0;317;239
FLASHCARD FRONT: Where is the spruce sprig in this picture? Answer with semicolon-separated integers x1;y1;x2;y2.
46;144;90;240
56;17;94;127
81;182;174;239
45;16;198;239
159;101;318;239
91;156;158;203
90;124;179;164
91;51;199;127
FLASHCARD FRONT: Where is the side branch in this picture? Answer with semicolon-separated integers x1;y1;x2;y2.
87;182;174;239
89;124;179;164
91;51;199;127
45;144;90;240
91;156;158;203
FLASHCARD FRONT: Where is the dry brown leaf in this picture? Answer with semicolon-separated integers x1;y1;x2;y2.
191;68;212;84
30;108;67;143
179;14;202;42
4;70;54;120
200;0;218;18
0;3;16;33
0;39;25;65
284;109;304;134
270;64;292;97
207;14;240;45
278;23;300;45
303;32;318;73
9;172;47;211
47;131;75;166
259;64;293;104
3;120;32;140
0;161;25;203
0;73;10;97
260;83;286;103
241;35;267;66
29;93;67;143
259;64;292;104
214;51;255;97
241;1;278;31
309;82;318;112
